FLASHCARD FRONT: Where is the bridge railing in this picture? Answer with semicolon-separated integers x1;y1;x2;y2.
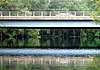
0;11;99;17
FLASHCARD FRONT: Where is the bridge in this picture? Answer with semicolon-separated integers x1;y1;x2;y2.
0;11;98;20
0;11;100;27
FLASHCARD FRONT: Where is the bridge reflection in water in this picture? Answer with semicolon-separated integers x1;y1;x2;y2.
0;56;94;70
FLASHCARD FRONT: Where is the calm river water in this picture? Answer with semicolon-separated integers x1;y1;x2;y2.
0;37;100;48
0;37;100;70
0;55;100;70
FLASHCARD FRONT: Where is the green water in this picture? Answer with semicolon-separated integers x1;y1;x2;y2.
0;28;100;48
0;55;100;70
0;37;100;48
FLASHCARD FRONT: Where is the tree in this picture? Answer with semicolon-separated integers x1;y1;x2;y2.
90;0;100;22
0;0;96;12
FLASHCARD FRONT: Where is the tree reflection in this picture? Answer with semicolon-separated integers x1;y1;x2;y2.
0;56;100;70
81;37;100;47
0;36;99;48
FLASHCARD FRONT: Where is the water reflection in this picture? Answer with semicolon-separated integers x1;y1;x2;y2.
0;55;100;70
81;37;100;47
0;37;100;48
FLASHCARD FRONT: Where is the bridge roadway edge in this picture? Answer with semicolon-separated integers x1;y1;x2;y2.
0;16;93;21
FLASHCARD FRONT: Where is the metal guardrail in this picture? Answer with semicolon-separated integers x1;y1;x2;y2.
0;11;99;16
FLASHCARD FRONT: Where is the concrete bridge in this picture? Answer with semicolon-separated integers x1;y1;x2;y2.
0;11;97;20
0;11;100;27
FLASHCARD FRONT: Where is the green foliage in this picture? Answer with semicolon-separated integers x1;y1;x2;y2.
0;0;97;11
40;29;51;36
48;0;92;11
80;37;100;47
25;29;40;37
81;29;100;36
0;0;9;10
91;0;100;22
91;55;100;70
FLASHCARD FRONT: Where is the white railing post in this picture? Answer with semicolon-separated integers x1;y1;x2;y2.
74;11;76;16
49;11;51;16
0;11;2;16
32;11;35;16
41;11;43;16
9;11;11;16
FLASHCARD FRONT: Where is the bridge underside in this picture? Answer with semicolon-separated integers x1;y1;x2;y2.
0;20;100;27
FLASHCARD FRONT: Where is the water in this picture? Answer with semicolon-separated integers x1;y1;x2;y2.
0;37;100;48
0;20;100;70
0;55;100;70
0;20;100;27
0;37;100;69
